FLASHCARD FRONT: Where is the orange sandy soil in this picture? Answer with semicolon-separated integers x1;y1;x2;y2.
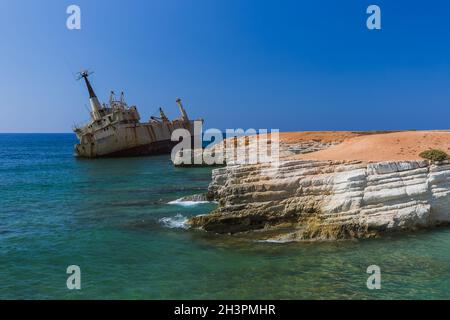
279;131;363;144
225;131;362;146
290;131;450;161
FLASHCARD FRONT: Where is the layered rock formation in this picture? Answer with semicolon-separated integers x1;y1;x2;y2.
187;132;450;241
189;159;450;240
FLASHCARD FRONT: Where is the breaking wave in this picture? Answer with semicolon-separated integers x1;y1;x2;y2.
255;239;294;244
168;199;211;206
159;214;189;229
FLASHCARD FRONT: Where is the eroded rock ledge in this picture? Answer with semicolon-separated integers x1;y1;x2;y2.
188;159;450;241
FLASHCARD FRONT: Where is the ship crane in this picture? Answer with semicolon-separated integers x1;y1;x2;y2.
151;107;169;122
77;70;102;121
176;98;189;122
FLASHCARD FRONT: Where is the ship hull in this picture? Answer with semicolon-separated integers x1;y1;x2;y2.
75;120;198;158
79;139;177;158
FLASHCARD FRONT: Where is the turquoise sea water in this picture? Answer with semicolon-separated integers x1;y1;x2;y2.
0;133;449;299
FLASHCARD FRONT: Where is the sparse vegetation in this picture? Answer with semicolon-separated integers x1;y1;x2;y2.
419;149;449;162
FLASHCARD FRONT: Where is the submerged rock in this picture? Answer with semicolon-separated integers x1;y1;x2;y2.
176;193;210;202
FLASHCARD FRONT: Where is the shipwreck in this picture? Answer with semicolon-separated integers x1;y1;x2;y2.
73;71;201;158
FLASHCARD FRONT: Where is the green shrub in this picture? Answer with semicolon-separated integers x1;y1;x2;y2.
419;149;449;162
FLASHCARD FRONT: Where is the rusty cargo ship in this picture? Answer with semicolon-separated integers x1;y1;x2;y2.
73;71;201;158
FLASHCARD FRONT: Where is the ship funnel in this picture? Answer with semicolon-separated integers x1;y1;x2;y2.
77;70;102;121
176;98;189;121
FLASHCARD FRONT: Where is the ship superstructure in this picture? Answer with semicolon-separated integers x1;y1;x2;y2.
73;71;199;158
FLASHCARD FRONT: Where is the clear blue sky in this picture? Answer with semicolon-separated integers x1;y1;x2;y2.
0;0;449;133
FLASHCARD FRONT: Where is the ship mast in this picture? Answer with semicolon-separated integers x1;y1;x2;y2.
78;70;102;121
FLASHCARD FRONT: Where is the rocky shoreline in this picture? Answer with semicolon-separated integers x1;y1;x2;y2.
188;159;450;241
183;132;450;241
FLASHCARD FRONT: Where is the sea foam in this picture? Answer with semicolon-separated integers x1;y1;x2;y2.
255;239;294;244
159;214;189;229
168;198;212;206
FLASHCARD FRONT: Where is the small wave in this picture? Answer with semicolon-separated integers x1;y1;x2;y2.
159;214;189;229
168;198;214;207
255;239;293;244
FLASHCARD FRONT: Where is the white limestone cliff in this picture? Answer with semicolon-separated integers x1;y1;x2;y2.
189;159;450;240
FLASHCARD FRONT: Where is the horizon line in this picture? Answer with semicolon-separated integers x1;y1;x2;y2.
1;129;450;135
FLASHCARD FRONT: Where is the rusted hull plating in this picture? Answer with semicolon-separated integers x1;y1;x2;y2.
75;120;195;158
